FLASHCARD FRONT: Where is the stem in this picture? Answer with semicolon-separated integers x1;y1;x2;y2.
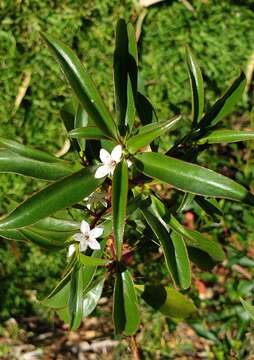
129;335;141;360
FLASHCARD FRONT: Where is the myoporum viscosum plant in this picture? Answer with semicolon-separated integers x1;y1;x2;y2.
1;19;254;336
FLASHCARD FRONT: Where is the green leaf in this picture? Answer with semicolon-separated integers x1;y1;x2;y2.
195;196;223;222
19;228;67;250
150;195;225;263
177;193;195;213
141;285;196;319
0;137;62;163
240;298;254;320
83;278;105;317
0;167;102;229
42;33;118;139
171;231;191;289
141;208;180;288
197;129;254;144
69;126;111;140
33;217;79;232
74;103;88;150
79;253;110;267
112;160;128;260
0;229;27;242
113;266;126;334
82;239;107;293
134;152;254;205
126;22;138;134
127;115;181;154
168;215;225;262
0;150;73;180
136;92;157;126
186;47;204;126
42;280;70;309
199;72;246;128
122;269;140;336
187;247;218;271
114;19;128;134
68;264;85;330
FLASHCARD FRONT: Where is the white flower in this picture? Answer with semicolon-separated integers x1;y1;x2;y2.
95;145;122;179
67;244;76;257
74;220;103;252
84;191;107;210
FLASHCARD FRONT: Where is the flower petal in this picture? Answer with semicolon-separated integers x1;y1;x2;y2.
80;220;90;234
79;239;88;252
74;233;83;242
100;148;111;165
95;165;110;179
68;244;75;257
127;159;132;168
87;237;101;250
111;145;122;163
90;227;103;239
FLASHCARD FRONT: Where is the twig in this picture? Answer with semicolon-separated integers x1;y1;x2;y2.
129;335;141;360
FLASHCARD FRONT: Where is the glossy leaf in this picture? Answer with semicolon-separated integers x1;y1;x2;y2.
82;239;107;293
0;167;102;229
113;267;126;334
197;129;254;144
199;72;246;128
114;19;128;133
240;298;254;320
134;152;254;205
79;253;110;267
177;193;195;213
42;33;118;139
42;280;70;309
68;264;85;330
112;160;128;259
0;137;62;163
0;150;73;180
168;215;225;262
186;47;204;125
141;285;196;319
127;115;181;154
19;228;67;250
195;196;223;222
83;278;105;317
33;217;79;232
136;92;157;126
171;231;191;289
126;22;138;134
0;229;27;242
122;269;140;336
69;126;111;140
74;103;88;150
141;208;180;287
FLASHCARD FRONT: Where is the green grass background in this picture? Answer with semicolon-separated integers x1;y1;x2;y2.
1;0;254;358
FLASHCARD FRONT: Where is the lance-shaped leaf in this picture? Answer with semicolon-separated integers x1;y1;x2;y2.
0;229;27;242
195;196;223;222
0;137;62;163
136;92;157;126
122;269;140;336
150;195;225;263
69;126;112;141
42;33;118;139
199;72;246;128
0;150;73;180
240;298;254;320
74;103;88;150
134;152;254;205
79;253;110;267
197;129;254;144
0;167;102;229
171;231;191;289
113;267;126;334
186;47;204;126
68;264;85;330
125;23;138;133
42;280;70;309
168;215;225;262
33;217;79;232
140;285;196;319
114;19;128;133
19;228;67;250
112;160;128;259
127;115;181;154
83;278;105;317
141;208;180;287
